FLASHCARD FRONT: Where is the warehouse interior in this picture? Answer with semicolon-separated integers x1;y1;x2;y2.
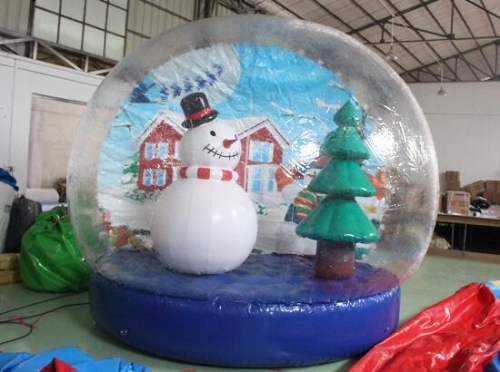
1;1;500;371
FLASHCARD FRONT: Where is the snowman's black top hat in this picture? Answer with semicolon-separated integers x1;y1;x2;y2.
181;92;218;128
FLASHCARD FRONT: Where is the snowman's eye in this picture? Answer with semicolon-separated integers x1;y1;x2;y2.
210;130;216;136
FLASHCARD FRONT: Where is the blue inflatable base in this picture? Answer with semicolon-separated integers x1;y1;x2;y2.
90;250;401;368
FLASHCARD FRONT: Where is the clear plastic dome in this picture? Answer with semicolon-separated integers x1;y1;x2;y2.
68;15;438;284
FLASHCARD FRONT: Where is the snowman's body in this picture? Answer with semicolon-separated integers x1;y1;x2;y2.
151;118;258;275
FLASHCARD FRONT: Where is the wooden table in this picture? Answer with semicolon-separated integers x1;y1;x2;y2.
436;213;500;250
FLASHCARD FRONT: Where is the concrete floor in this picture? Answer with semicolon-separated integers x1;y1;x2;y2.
1;253;499;372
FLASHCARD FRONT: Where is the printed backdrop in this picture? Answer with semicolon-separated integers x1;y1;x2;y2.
97;43;386;254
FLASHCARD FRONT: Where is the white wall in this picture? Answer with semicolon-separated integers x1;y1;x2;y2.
28;96;87;189
410;82;500;188
0;52;102;193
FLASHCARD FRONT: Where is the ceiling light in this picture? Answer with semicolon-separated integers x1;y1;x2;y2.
437;86;447;96
437;63;447;96
385;44;398;61
385;17;398;61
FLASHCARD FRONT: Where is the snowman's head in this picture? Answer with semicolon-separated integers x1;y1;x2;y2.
180;119;241;169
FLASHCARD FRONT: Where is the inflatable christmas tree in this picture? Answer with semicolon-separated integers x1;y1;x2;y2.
296;98;379;279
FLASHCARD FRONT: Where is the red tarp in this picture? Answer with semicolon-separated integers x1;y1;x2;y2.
351;283;500;372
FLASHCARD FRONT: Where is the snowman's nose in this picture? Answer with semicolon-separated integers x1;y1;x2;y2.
223;138;237;149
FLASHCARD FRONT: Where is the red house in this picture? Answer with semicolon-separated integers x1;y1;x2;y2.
236;117;290;194
136;112;185;192
136;113;290;194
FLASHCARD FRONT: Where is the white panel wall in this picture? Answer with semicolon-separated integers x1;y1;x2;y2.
410;82;500;189
0;52;102;193
0;56;15;169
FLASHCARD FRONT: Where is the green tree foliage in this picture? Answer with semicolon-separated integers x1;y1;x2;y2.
122;152;140;184
296;98;379;245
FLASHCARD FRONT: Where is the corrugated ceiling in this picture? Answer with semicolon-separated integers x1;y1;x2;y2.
1;0;499;82
243;0;500;83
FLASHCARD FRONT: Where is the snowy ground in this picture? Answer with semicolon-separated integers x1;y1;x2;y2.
98;183;385;256
250;192;317;255
98;185;155;230
98;184;314;254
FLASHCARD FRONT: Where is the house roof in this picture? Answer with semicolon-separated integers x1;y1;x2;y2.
237;117;291;148
137;112;291;148
136;111;186;144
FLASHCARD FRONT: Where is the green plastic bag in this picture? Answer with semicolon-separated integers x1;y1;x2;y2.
20;207;91;292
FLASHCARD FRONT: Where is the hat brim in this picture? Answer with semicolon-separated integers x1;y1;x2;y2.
182;111;218;129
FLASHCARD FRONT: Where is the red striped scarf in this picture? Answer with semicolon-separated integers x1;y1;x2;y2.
179;166;238;182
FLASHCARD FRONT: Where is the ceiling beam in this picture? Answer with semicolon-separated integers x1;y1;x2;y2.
307;0;417;81
0;37;32;45
349;0;440;81
218;0;265;14
465;0;500;20
347;0;440;35
267;0;304;18
456;55;490;77
248;1;420;80
384;0;459;82
391;22;447;38
454;1;495;77
368;35;500;44
0;44;18;54
419;0;479;81
496;42;499;78
479;0;498;37
404;39;500;79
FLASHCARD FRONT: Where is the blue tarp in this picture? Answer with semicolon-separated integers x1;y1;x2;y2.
0;168;18;191
0;347;150;372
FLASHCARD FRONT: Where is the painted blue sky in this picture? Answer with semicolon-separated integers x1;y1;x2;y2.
98;43;375;190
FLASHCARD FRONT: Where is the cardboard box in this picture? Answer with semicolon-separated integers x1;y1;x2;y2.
0;269;21;284
0;253;19;270
463;181;485;196
446;191;470;215
485;180;497;191
484;190;500;204
445;179;461;191
445;171;460;181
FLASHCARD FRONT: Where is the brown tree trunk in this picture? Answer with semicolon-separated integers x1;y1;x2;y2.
315;241;355;279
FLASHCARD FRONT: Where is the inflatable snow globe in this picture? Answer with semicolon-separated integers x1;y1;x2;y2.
68;15;439;368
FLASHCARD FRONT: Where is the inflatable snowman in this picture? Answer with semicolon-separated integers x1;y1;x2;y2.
151;92;258;275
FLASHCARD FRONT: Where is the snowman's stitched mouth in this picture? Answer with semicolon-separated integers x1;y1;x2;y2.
203;144;240;159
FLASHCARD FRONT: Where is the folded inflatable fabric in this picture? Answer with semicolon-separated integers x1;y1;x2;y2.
40;358;77;372
0;346;150;372
0;168;18;192
486;353;500;372
350;282;500;372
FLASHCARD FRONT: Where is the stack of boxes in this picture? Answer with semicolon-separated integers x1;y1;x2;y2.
0;253;20;284
484;181;500;204
463;180;486;197
443;171;469;215
442;171;500;215
445;171;461;191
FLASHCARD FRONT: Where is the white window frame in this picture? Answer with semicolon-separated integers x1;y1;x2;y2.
143;169;154;186
156;169;166;186
249;140;274;163
145;142;155;160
